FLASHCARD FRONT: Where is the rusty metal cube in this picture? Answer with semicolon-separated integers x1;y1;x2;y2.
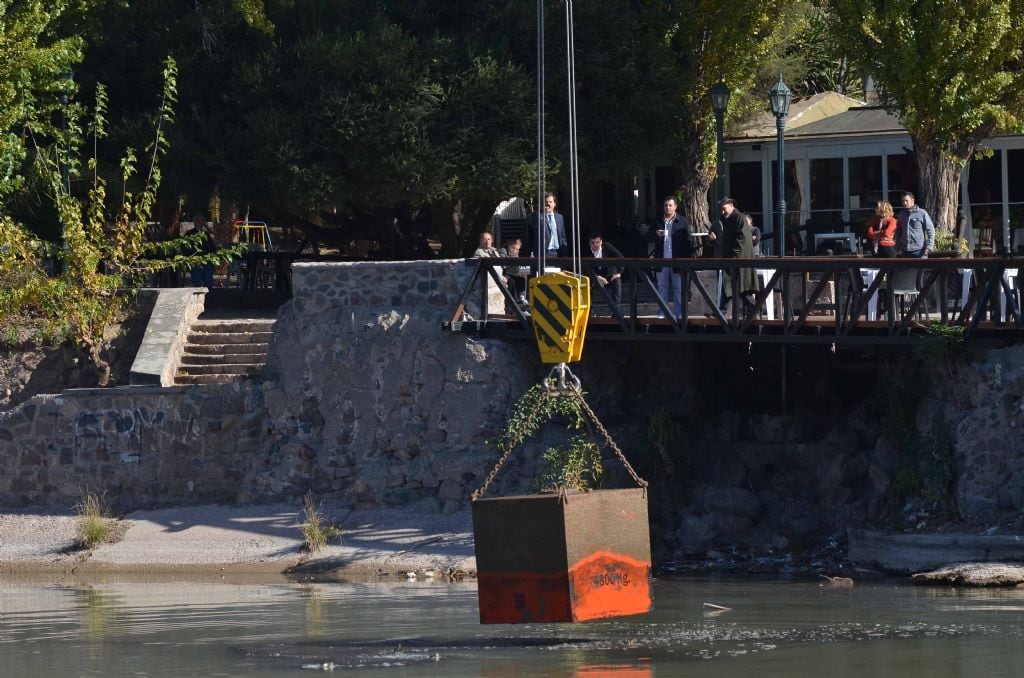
472;487;653;624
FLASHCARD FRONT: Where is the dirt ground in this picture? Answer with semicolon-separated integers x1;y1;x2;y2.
0;502;476;579
0;294;154;411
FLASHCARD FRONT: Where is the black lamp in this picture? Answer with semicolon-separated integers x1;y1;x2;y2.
769;71;792;257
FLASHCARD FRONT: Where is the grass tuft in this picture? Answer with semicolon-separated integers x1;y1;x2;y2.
299;492;340;552
76;491;113;549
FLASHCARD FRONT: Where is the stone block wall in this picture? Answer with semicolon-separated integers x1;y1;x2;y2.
3;258;1024;557
0;385;264;508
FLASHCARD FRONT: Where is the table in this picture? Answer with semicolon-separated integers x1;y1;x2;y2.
814;232;858;255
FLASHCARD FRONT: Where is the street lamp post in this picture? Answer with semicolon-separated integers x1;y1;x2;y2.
709;81;730;209
768;71;792;258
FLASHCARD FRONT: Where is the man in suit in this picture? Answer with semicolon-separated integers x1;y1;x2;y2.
529;192;568;258
650;196;693;318
584;233;624;304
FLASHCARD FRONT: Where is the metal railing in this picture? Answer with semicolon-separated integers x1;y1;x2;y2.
447;256;1024;345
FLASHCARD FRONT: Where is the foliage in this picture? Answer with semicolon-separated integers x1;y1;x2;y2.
75;490;112;549
298;491;340;552
776;2;860;96
0;58;243;385
498;383;606;492
643;407;683;478
870;366;959;516
828;0;1024;230
634;0;797;229
0;0;95;201
536;434;603;493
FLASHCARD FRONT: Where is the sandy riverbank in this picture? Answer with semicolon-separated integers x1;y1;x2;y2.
0;502;476;579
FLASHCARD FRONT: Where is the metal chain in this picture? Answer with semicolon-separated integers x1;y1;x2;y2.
571;389;648;489
472;362;648;499
472;388;552;500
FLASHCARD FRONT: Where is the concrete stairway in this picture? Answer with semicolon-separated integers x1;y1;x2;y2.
175;317;275;385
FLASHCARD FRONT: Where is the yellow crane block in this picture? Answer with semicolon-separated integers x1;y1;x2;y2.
528;272;590;363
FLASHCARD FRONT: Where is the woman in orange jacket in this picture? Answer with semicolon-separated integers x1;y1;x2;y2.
866;200;898;258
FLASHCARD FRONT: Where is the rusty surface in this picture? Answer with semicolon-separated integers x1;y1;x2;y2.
472;488;653;624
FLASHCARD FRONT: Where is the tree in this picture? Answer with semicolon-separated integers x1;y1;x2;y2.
639;0;797;231
200;0;540;256
0;58;240;384
0;0;93;201
829;0;1024;233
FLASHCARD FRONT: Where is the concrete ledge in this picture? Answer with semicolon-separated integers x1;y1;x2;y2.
849;528;1024;574
64;386;192;397
129;288;206;386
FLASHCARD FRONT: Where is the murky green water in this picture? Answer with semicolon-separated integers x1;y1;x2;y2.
1;576;1023;676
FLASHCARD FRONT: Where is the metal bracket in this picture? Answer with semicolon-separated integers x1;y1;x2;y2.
543;362;582;395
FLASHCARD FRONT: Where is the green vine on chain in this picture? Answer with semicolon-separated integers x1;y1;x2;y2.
493;384;603;493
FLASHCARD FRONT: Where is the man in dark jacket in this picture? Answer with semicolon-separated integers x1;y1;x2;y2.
528;192;568;259
584;234;624;304
718;197;757;312
650;196;692;317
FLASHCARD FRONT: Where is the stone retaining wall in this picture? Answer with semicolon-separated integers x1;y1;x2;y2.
3;259;1024;560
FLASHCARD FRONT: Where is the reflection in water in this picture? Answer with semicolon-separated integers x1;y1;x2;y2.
302;583;325;638
78;588;117;642
0;578;1023;676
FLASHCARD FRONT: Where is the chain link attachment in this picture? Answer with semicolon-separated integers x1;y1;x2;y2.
543;362;582;395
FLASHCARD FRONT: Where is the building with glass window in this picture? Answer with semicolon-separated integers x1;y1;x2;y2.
721;92;1024;255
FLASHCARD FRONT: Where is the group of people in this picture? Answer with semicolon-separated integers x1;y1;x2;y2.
866;191;935;258
474;192;761;317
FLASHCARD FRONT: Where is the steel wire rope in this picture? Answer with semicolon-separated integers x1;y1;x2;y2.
536;0;546;275
565;0;582;277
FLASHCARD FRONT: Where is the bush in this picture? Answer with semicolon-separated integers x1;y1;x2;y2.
76;491;112;549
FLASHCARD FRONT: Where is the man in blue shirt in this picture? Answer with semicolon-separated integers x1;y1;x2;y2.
896;191;935;258
529;192;568;258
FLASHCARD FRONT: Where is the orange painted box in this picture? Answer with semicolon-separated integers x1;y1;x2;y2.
472;487;653;624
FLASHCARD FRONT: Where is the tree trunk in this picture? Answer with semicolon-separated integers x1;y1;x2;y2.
912;137;970;234
677;125;715;237
679;173;713;234
89;344;111;387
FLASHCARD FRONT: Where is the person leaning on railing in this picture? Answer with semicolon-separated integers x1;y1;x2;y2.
867;200;898;258
499;237;528;306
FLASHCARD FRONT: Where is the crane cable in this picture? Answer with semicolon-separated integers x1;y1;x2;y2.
535;0;546;274
536;0;583;277
565;0;581;278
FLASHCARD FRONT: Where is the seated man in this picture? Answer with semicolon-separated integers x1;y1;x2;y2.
584;233;624;304
499;237;528;305
473;231;500;258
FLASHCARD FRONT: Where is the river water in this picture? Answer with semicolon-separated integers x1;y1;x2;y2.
1;576;1022;676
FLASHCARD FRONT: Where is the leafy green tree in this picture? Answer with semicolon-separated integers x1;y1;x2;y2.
829;0;1024;233
1;58;240;384
639;0;797;231
0;0;92;201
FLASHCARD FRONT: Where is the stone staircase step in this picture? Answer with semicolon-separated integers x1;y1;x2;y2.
186;331;274;345
185;342;270;355
180;352;266;365
175;313;276;387
173;374;246;385
177;363;265;376
191;320;276;334
181;356;268;366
